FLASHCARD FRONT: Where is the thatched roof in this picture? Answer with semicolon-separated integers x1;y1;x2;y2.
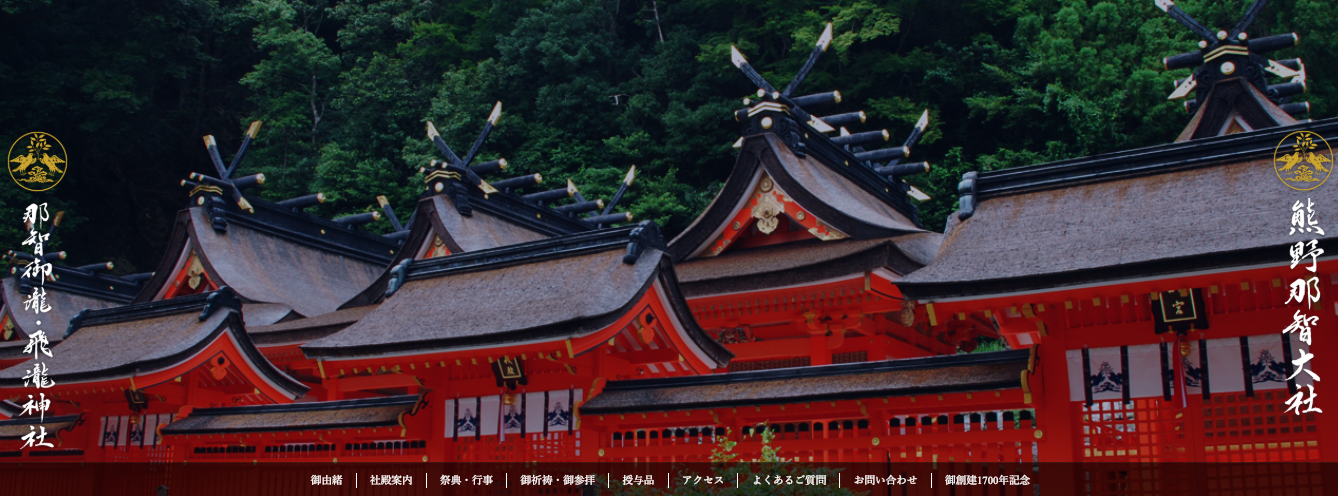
338;195;565;309
132;205;391;323
162;395;419;435
669;134;925;262
425;195;551;252
581;349;1028;415
304;224;731;366
0;289;307;398
901;119;1338;300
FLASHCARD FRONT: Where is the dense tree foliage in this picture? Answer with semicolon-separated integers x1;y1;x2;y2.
1;0;1332;271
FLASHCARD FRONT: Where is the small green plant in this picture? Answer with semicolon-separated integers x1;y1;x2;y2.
961;337;1010;354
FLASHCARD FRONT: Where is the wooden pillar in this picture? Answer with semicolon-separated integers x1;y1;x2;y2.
323;374;342;401
1180;330;1209;463
583;349;609;462
1035;313;1078;492
428;362;447;462
85;399;107;463
184;370;198;405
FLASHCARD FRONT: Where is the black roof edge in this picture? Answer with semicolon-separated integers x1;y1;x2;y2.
184;394;419;417
457;185;596;235
732;121;922;229
794;122;922;227
164;419;399;436
899;242;1334;301
653;260;735;367
599;348;1028;391
14;264;144;303
223;198;398;265
0;414;80;426
0;400;18;417
405;221;664;281
68;287;239;334
969;118;1338;200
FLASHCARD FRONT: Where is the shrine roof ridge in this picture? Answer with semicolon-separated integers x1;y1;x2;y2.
66;287;238;336
723;25;931;227
451;181;600;236
965;117;1338;201
792;119;922;223
219;196;400;265
16;264;145;303
404;221;663;282
903;118;1338;300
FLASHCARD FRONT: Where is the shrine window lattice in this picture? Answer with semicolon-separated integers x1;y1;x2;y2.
1078;395;1324;496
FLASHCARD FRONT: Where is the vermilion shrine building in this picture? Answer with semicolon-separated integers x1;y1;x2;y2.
0;10;1333;494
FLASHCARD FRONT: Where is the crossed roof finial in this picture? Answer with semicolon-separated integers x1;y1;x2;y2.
729;22;934;204
422;103;637;228
1157;0;1309;119
188;121;266;214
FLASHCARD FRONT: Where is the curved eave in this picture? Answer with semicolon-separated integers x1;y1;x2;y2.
648;263;734;369
304;259;731;369
130;209;194;303
669;134;922;262
0;309;308;401
132;208;384;319
250;305;378;347
676;236;938;299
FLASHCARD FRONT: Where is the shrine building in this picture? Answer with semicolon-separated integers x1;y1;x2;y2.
0;10;1333;494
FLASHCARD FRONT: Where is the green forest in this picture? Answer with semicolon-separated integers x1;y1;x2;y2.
0;0;1332;272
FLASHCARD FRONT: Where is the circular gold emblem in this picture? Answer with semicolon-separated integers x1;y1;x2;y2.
8;132;67;192
1274;130;1332;191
